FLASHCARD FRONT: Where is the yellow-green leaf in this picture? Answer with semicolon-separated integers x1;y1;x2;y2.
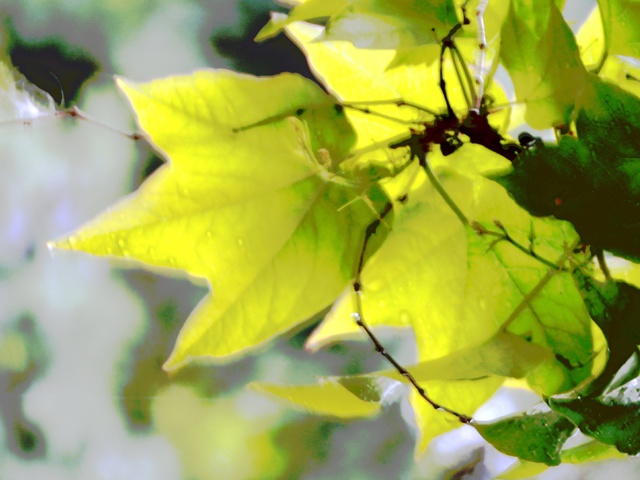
499;0;588;128
50;70;389;369
248;378;384;418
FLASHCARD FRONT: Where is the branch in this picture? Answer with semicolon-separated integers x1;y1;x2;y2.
473;0;488;112
351;198;472;424
60;106;143;141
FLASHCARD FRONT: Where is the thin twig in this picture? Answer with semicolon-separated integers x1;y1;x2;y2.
342;104;426;126
353;202;394;279
342;99;439;117
473;0;488;112
351;308;472;423
595;249;611;280
0;106;144;141
449;46;473;110
350;194;472;423
439;24;462;118
60;106;143;141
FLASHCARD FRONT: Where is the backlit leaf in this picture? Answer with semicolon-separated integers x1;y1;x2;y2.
249;378;383;418
50;70;389;369
324;0;458;49
382;332;554;383
309;166;592;450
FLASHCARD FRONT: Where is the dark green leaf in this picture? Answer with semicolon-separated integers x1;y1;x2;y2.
571;271;640;396
549;378;640;455
494;135;595;222
495;125;640;262
474;402;575;465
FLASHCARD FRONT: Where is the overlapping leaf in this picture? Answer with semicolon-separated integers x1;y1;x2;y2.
308;162;592;449
284;20;511;187
497;79;640;262
256;332;550;446
550;377;640;455
577;5;640;99
475;402;576;465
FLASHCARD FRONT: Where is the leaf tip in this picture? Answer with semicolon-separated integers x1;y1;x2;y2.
162;353;186;372
114;76;141;102
46;234;77;251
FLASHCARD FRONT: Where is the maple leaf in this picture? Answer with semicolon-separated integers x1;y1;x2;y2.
50;70;389;369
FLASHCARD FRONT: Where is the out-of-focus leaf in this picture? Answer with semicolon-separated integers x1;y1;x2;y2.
0;61;56;121
576;6;640;98
152;386;285;479
499;0;588;128
576;4;606;70
249;378;385;418
495;120;640;263
474;403;576;465
549;377;640;455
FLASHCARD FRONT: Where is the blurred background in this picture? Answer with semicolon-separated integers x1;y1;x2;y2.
1;1;639;479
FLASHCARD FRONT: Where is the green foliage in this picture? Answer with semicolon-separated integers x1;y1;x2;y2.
45;0;640;474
